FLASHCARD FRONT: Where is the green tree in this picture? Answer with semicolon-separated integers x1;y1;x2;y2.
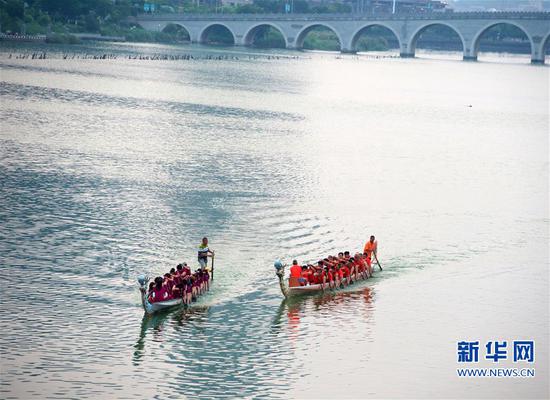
84;11;99;32
4;0;24;18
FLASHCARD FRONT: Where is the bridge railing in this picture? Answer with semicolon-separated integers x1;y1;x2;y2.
134;11;550;22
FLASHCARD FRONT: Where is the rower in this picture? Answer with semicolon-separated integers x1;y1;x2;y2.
163;273;175;299
325;267;335;289
304;265;315;285
170;268;182;297
355;253;368;278
198;237;214;270
335;264;344;286
149;276;169;303
348;257;359;281
183;275;193;305
182;262;191;276
340;263;350;286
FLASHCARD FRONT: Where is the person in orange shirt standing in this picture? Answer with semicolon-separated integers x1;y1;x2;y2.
364;235;381;271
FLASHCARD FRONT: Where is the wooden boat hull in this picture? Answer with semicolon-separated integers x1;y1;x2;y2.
274;258;377;298
138;274;195;315
142;297;183;314
287;273;369;295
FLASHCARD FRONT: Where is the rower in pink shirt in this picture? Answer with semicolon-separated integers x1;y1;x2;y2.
149;277;169;303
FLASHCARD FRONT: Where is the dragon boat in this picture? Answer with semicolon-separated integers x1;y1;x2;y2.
137;274;209;314
274;259;375;298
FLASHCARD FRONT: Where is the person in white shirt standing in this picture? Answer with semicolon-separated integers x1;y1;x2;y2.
197;237;214;270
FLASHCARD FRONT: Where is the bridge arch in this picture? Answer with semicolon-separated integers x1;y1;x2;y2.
199;23;236;45
244;23;288;48
408;22;465;57
471;21;533;61
129;21;145;30
350;24;401;53
161;23;191;41
295;23;343;51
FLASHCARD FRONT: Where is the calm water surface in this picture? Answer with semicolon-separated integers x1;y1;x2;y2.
0;42;548;399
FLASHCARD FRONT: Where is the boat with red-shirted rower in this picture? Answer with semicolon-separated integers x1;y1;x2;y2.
274;258;375;298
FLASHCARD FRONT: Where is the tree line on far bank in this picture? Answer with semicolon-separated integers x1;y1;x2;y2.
0;0;348;42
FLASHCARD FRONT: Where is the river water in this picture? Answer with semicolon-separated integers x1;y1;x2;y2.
0;42;548;399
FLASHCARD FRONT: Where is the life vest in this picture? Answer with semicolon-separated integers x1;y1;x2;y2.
198;244;209;260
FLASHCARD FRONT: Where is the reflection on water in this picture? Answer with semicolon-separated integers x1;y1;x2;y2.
0;41;547;399
284;287;374;343
133;305;211;366
271;286;374;336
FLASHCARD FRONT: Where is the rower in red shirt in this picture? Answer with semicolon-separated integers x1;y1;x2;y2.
325;268;333;288
363;252;373;274
353;255;363;280
356;253;368;278
335;265;344;286
312;261;323;285
348;258;356;281
340;263;350;286
304;266;315;285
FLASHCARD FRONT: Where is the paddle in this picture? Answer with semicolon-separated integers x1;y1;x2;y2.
211;254;215;281
373;252;383;271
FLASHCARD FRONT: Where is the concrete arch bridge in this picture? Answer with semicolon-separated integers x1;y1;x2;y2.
133;12;550;64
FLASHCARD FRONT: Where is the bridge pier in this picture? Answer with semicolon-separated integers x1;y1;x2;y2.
400;53;415;58
531;38;548;64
